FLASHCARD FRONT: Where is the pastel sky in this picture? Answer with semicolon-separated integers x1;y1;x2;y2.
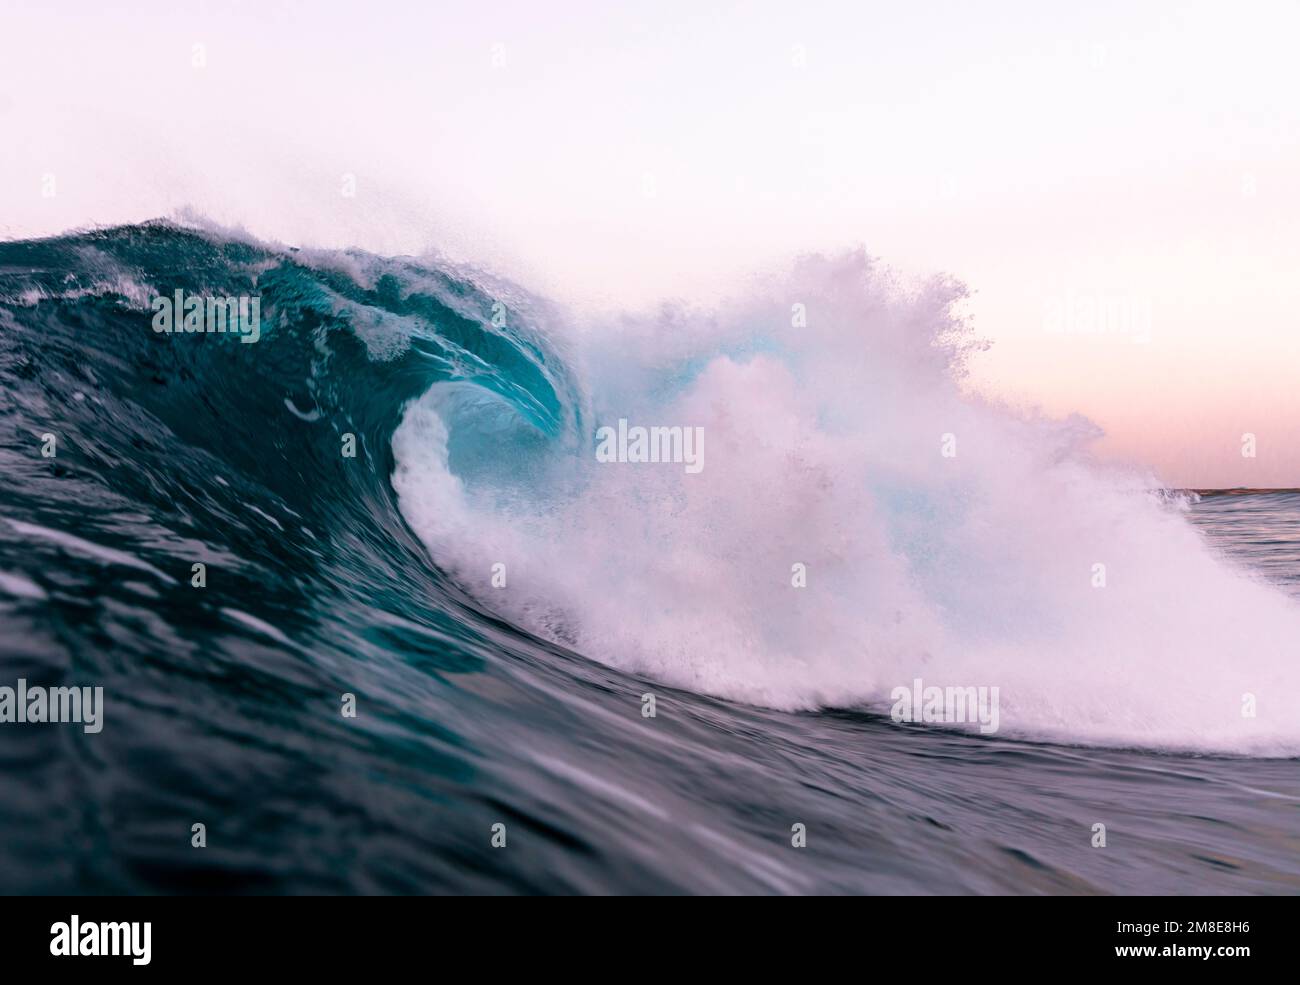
3;0;1298;487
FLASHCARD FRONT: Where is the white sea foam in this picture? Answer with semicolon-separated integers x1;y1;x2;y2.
392;250;1300;755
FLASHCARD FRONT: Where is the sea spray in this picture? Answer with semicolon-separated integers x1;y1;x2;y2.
392;249;1300;754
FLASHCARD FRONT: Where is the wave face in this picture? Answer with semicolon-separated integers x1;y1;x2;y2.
2;222;1299;895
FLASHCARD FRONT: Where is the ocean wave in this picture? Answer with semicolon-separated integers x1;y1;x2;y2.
3;220;1298;756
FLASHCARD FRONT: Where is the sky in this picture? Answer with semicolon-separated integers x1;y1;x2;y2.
2;0;1298;487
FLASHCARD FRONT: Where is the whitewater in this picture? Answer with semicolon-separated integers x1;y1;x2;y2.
388;248;1300;755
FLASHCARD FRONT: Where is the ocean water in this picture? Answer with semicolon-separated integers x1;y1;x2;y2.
0;223;1297;895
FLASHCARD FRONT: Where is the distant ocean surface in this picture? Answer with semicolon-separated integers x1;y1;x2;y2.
1;223;1297;894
